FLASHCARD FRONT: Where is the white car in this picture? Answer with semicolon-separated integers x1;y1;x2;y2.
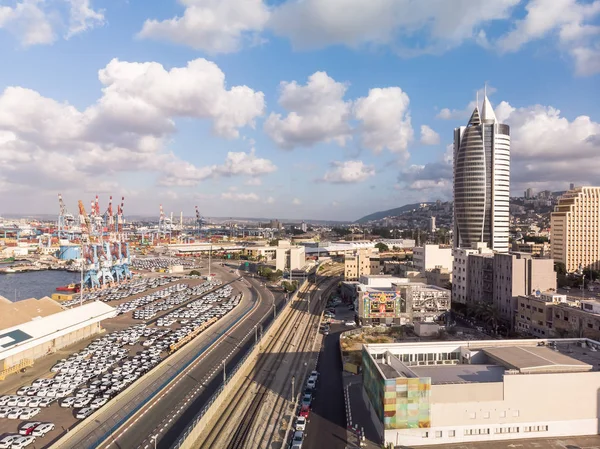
9;435;35;449
16;397;32;407
295;416;307;431
60;397;76;408
32;422;55;437
19;408;41;420
0;435;19;449
306;378;316;389
344;321;355;326
26;398;42;408
8;408;24;419
76;407;94;419
18;422;41;435
73;397;92;408
90;397;108;409
38;398;55;407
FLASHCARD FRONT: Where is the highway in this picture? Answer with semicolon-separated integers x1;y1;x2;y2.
98;269;286;449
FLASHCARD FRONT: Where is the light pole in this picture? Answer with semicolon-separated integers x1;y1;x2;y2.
291;376;295;402
151;435;157;449
223;359;226;383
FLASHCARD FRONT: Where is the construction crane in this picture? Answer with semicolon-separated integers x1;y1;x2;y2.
57;194;75;239
195;206;204;236
103;196;114;240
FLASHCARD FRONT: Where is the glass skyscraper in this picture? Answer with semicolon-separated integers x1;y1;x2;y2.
453;94;510;253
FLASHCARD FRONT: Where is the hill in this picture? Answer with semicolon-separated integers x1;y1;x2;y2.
355;203;434;224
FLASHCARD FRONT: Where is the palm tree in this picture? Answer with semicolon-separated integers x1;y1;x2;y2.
475;303;501;335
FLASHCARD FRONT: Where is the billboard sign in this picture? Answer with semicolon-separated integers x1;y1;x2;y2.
363;291;405;318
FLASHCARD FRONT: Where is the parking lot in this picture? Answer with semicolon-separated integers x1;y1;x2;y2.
0;275;243;449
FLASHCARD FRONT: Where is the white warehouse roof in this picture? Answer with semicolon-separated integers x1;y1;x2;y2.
0;301;117;361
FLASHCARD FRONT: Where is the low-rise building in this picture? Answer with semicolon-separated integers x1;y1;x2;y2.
413;244;453;272
425;267;452;288
363;338;600;447
242;245;277;261
275;246;306;272
357;280;450;326
516;292;600;340
345;248;381;281
511;241;550;257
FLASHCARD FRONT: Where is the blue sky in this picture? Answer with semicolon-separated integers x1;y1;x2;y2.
0;0;599;221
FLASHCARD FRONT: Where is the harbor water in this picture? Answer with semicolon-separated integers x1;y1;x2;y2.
0;270;80;301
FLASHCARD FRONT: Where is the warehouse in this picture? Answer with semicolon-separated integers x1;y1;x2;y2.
363;338;600;447
0;301;116;372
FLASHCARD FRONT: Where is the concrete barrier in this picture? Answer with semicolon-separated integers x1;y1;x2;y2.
172;281;308;449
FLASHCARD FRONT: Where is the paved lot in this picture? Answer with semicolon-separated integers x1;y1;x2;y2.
418;435;600;449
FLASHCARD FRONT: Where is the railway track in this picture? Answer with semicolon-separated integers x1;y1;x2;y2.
197;273;335;449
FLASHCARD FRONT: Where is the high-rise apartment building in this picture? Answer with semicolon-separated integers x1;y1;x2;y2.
551;186;600;273
453;94;510;253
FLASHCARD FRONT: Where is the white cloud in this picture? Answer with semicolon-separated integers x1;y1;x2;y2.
264;71;352;149
221;192;260;202
354;87;414;159
322;160;375;184
420;125;440;145
292;198;301;205
0;0;103;46
269;0;519;54
497;0;600;75
437;85;497;120
266;196;275;204
497;101;600;190
139;0;269;54
159;149;276;187
245;178;262;186
0;58;266;194
66;0;105;38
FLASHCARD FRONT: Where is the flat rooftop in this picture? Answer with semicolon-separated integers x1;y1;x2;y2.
482;345;593;373
411;365;506;384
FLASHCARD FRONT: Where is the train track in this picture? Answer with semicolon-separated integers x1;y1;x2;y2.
197;273;336;449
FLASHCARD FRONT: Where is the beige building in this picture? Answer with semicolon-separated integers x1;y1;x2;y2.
551;186;600;272
493;253;557;326
363;338;600;447
345;248;381;281
516;292;600;340
413;244;453;272
511;241;550;257
242;246;277;261
425;267;452;288
275;246;306;272
452;243;493;305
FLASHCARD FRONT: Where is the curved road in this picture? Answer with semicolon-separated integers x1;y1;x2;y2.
99;270;287;449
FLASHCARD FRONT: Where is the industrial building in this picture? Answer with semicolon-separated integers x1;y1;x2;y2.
0;301;116;372
363;338;600;447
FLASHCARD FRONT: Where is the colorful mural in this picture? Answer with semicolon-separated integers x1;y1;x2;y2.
362;348;431;430
363;291;406;318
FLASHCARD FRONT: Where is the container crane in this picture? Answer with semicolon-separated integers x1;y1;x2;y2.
58;194;75;239
104;196;114;239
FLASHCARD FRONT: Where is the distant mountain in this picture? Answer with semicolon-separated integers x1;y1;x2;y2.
355;203;434;224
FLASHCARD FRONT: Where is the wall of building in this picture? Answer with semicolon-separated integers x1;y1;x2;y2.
414;245;453;272
1;322;101;369
384;371;600;446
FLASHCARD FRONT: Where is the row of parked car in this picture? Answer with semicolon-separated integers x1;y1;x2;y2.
61;276;182;307
120;282;188;315
290;370;320;449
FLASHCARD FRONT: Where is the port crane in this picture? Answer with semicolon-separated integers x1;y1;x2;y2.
57;194;75;239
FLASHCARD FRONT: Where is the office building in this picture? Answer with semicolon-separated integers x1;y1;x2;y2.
493;253;556;325
452;243;493;305
516;292;600;339
363;338;600;447
429;216;436;233
551;186;600;272
275;246;306;272
453;93;510;253
344;248;381;281
413;244;453;273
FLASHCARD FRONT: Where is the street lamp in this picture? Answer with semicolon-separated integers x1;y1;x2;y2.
151;435;157;449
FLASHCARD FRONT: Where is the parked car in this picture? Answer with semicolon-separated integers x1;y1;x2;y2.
292;430;304;447
32;423;55;437
301;393;312;407
0;435;19;449
9;435;36;449
18;422;41;436
76;407;94;419
295;416;307;431
344;321;355;326
299;405;310;418
306;378;316;389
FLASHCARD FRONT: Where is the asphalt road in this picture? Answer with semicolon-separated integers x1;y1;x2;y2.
302;320;348;449
100;272;287;449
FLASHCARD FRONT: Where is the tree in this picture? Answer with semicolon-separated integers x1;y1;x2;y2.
375;242;389;252
189;270;201;276
554;262;567;276
332;227;351;237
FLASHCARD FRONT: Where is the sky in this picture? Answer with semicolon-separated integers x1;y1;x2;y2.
0;0;599;222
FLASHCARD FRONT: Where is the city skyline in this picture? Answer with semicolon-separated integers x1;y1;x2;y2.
0;0;599;220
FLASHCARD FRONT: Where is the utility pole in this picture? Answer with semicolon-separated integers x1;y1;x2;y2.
208;243;212;277
255;325;258;342
223;360;226;383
